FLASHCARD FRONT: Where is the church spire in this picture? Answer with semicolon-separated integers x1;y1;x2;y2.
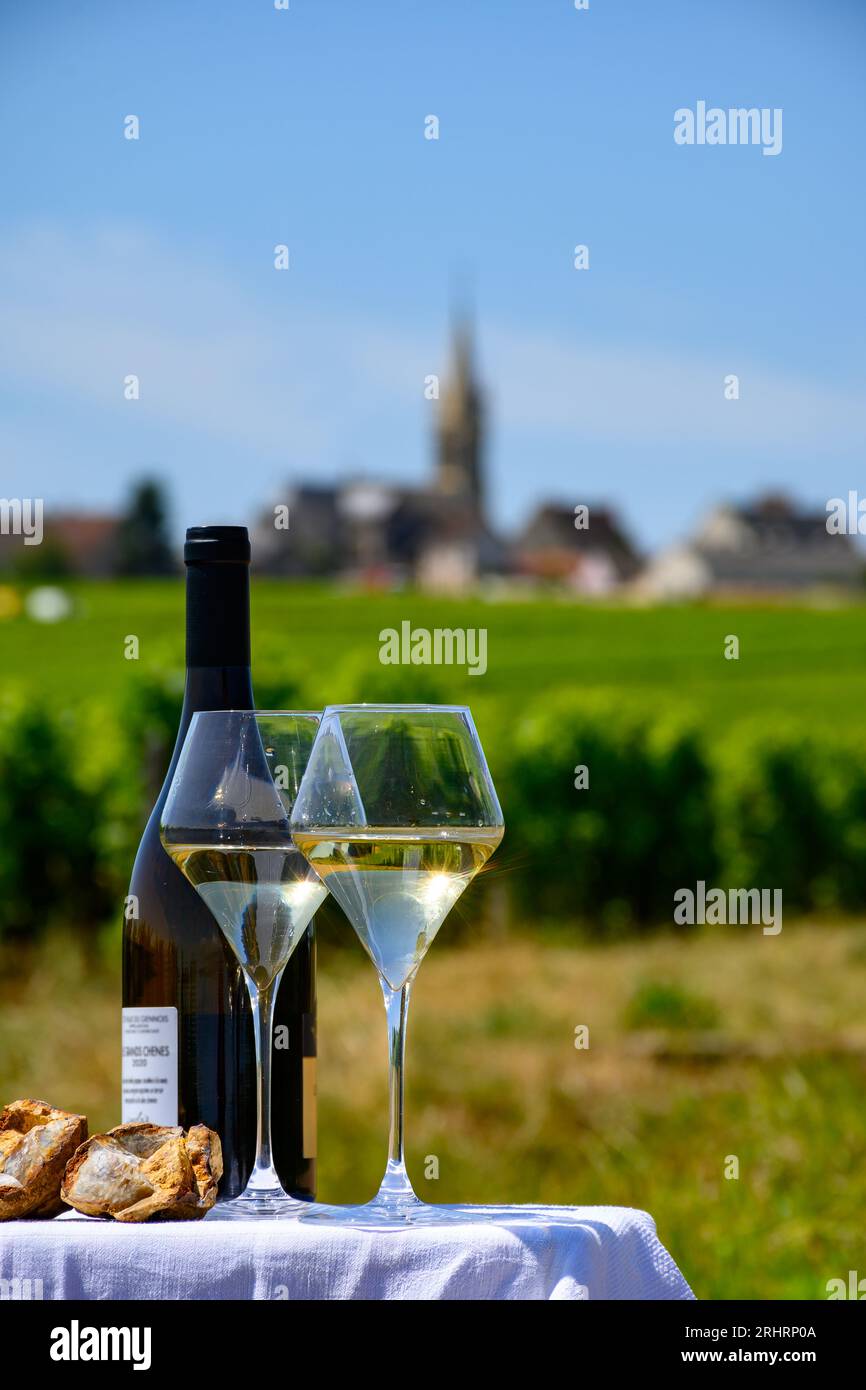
437;313;484;514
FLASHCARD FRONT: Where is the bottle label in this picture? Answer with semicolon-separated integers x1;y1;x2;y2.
302;1009;317;1159
302;1058;317;1159
121;1007;178;1125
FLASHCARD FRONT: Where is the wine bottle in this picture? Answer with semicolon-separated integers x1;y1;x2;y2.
121;525;316;1199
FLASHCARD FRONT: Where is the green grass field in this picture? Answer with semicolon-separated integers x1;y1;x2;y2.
2;580;865;739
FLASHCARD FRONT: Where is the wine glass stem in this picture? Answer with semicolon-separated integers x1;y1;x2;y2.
248;974;279;1190
380;980;417;1203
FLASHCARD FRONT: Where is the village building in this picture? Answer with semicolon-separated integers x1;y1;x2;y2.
639;494;864;599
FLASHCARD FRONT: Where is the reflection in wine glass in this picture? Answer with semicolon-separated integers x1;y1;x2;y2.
292;704;504;1227
161;710;325;1220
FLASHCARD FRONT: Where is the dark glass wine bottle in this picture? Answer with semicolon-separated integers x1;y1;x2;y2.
121;525;316;1199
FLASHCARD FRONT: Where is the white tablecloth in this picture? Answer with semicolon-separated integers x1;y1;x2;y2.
0;1204;692;1300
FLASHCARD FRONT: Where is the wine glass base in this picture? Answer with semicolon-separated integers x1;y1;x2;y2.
299;1196;497;1230
206;1187;305;1221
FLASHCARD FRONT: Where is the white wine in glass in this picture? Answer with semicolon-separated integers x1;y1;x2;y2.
166;844;325;991
293;827;500;991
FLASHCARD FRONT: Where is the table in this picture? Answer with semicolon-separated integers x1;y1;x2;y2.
0;1204;693;1301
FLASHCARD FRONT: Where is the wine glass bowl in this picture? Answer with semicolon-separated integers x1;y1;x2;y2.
291;704;504;1227
292;825;500;991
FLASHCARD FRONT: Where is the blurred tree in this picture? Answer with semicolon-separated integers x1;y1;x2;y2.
10;536;72;580
116;479;174;576
0;701;112;940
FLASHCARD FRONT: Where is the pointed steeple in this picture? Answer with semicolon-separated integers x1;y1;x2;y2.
437;312;484;514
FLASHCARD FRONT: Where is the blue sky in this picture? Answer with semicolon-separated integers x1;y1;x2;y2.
1;0;864;548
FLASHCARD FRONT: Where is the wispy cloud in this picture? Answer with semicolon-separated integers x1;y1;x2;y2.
485;329;866;454
1;224;862;531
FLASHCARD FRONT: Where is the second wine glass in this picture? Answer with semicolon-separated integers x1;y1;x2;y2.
291;703;504;1227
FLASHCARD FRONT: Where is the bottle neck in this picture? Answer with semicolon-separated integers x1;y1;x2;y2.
160;562;255;796
186;561;251;668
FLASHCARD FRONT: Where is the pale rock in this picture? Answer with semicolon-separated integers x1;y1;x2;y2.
61;1122;223;1222
0;1099;88;1220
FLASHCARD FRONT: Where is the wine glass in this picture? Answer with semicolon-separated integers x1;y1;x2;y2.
160;710;325;1220
291;704;504;1227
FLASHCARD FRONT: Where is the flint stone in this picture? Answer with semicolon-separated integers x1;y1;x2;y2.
0;1099;88;1220
61;1122;223;1222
